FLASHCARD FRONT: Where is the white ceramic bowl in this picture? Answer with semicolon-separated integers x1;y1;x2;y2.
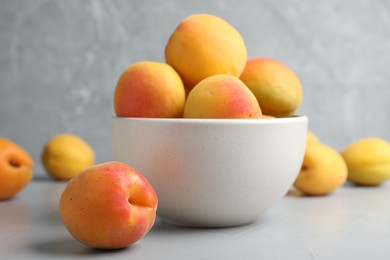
112;116;308;227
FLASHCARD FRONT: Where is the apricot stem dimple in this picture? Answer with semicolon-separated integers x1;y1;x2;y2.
9;159;21;168
128;197;137;207
128;197;146;208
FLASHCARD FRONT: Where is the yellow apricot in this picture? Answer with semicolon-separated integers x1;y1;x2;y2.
41;134;95;180
294;143;347;196
307;132;320;146
240;57;303;117
341;137;390;186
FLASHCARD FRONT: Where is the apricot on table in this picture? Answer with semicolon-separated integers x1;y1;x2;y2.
59;161;158;249
41;133;95;181
306;131;320;146
0;137;33;200
294;142;347;196
341;137;390;186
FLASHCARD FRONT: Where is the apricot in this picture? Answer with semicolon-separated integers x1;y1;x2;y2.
0;138;33;200
114;61;185;118
59;162;158;249
306;131;320;146
341;137;390;186
41;134;94;180
165;14;247;91
261;115;276;119
240;57;303;117
183;74;262;119
294;143;347;196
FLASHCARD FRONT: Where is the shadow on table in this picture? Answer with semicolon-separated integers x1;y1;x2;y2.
151;218;248;232
31;237;137;257
150;212;279;238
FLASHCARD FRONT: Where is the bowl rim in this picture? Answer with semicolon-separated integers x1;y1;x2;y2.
112;115;308;125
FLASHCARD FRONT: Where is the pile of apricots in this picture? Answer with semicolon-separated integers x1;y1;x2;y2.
113;14;303;120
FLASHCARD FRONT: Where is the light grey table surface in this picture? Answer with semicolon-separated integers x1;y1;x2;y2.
1;177;389;260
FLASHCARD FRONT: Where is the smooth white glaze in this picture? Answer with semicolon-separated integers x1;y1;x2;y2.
112;116;308;227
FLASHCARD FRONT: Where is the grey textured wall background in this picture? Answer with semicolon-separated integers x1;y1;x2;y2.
1;0;390;177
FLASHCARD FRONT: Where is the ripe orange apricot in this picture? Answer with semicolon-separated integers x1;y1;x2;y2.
114;61;186;118
0;138;33;200
183;74;262;119
165;14;247;92
59;162;158;249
